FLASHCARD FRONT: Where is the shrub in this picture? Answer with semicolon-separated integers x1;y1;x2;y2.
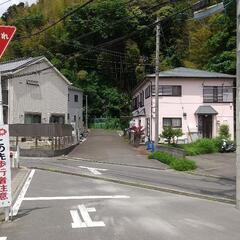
148;153;154;159
152;151;176;165
195;138;218;154
182;145;200;156
148;151;197;171
161;127;183;144
170;159;197;171
219;124;231;139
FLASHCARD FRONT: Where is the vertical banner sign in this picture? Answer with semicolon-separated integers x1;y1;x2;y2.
0;125;11;208
0;26;16;58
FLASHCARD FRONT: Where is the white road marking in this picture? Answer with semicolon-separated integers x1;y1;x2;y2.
0;237;7;240
78;166;107;175
71;205;105;228
12;169;35;216
24;195;130;201
70;210;87;228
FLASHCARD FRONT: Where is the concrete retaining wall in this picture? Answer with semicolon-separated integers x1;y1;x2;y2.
156;145;186;159
11;144;78;157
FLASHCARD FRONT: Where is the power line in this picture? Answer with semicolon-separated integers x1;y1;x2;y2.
67;0;170;42
16;0;95;40
96;2;196;48
0;0;11;6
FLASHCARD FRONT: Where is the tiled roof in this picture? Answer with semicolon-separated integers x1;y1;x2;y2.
0;56;44;74
147;67;235;79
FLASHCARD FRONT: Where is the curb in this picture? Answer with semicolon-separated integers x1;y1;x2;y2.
32;166;235;205
59;156;168;171
186;170;235;182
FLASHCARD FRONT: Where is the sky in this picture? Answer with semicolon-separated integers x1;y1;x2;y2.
0;0;37;16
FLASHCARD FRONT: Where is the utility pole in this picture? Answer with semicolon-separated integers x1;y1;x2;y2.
85;95;88;130
154;17;160;146
236;0;240;209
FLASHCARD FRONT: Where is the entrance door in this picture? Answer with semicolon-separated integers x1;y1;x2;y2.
198;115;213;138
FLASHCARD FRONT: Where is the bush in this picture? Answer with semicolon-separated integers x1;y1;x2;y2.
195;138;218;154
181;138;218;156
219;124;231;139
152;151;176;165
148;151;197;171
170;159;197;171
182;145;200;156
148;153;154;159
161;127;183;144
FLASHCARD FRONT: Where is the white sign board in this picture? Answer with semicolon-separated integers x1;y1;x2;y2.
0;125;12;208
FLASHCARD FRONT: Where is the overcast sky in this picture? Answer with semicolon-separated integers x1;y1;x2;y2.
0;0;37;16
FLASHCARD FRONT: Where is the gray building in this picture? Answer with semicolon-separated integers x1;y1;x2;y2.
0;56;83;131
68;85;84;136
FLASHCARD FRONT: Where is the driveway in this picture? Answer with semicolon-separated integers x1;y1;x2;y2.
189;152;235;180
68;129;167;169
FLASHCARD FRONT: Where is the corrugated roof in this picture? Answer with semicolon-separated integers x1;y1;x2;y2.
195;105;218;115
0;56;44;74
147;67;235;79
68;85;83;92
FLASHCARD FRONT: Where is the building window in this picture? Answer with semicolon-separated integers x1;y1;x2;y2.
163;118;182;128
67;114;70;120
74;115;76;122
203;86;233;103
132;97;138;110
152;85;182;96
145;85;151;99
68;94;70;102
139;91;144;107
74;95;78;102
50;115;65;124
24;113;41;124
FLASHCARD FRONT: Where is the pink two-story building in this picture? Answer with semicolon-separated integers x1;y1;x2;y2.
132;68;235;142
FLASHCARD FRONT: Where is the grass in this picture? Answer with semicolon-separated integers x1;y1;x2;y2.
177;138;221;156
148;151;197;171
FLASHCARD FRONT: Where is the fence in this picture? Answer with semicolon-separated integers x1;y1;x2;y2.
9;124;74;150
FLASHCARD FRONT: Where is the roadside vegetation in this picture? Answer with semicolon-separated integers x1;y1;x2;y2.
148;151;197;171
160;124;233;156
1;0;236;123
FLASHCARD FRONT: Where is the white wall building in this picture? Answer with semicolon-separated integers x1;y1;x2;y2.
132;68;235;142
0;56;83;133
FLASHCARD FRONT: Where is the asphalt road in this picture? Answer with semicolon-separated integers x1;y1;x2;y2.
1;170;240;240
16;129;235;201
21;156;235;201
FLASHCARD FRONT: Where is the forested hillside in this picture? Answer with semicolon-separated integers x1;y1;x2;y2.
0;0;236;119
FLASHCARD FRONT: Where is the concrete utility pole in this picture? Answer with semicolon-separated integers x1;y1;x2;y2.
236;0;240;209
154;17;160;145
85;95;88;130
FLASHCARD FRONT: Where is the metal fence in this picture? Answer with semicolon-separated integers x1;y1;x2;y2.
9;124;72;137
9;124;74;150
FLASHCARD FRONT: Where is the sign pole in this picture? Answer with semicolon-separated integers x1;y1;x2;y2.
0;70;9;221
236;0;240;209
0;25;16;221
